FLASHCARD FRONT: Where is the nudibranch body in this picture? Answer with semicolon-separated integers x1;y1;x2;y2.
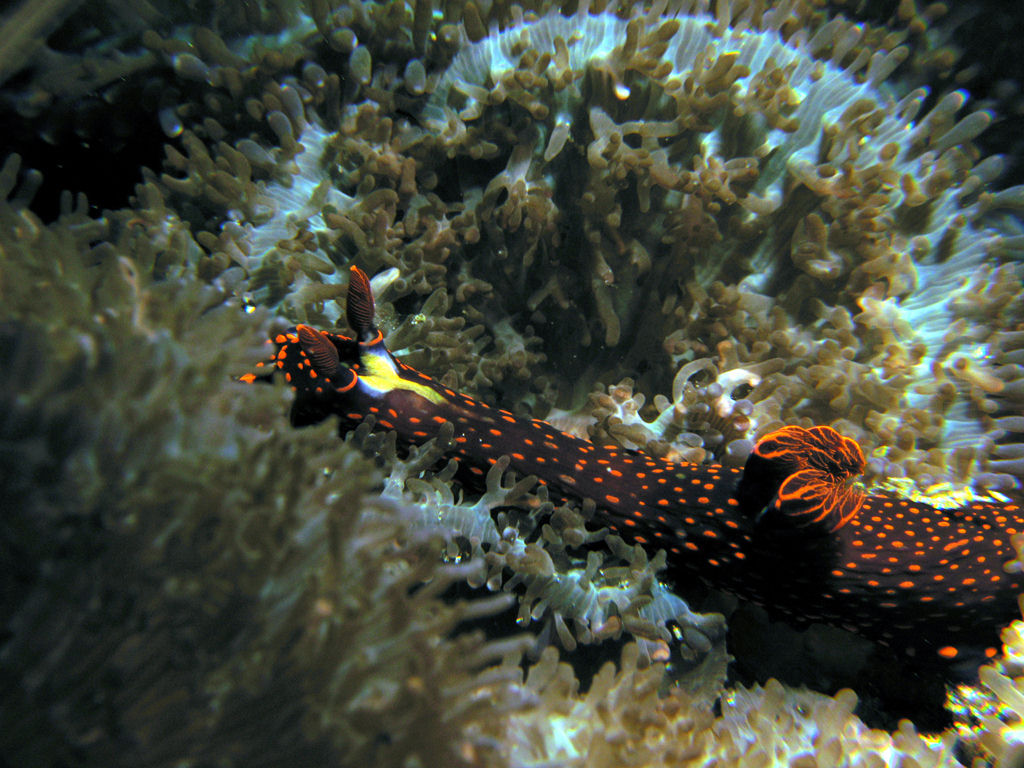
248;267;1024;670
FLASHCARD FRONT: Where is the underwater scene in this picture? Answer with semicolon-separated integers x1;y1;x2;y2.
2;0;1024;765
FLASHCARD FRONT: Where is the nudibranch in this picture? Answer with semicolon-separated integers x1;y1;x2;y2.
246;266;1024;671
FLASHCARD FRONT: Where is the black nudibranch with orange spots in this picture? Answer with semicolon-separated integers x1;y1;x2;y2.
246;266;1024;671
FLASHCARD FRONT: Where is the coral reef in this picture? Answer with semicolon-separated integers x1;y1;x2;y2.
950;590;1024;767
353;423;729;663
0;161;962;764
0;170;537;765
405;3;1024;495
96;0;1021;497
1;0;1023;765
507;643;960;767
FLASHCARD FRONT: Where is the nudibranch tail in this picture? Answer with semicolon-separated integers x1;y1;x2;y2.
244;266;1024;671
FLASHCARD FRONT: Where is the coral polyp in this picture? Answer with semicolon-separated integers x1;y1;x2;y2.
130;0;1024;495
411;4;1022;494
1;0;1023;764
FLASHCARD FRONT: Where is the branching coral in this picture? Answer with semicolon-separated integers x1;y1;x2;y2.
0;170;538;766
506;643;960;767
413;3;1024;493
352;422;728;663
948;597;1024;768
0;152;966;764
104;0;1022;497
580;357;763;467
3;0;1024;765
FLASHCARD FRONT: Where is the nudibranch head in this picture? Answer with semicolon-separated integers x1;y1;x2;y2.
243;267;447;426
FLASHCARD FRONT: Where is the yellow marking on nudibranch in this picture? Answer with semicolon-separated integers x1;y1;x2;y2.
359;350;445;404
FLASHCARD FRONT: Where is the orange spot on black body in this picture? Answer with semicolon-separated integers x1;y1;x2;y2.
255;274;1024;676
